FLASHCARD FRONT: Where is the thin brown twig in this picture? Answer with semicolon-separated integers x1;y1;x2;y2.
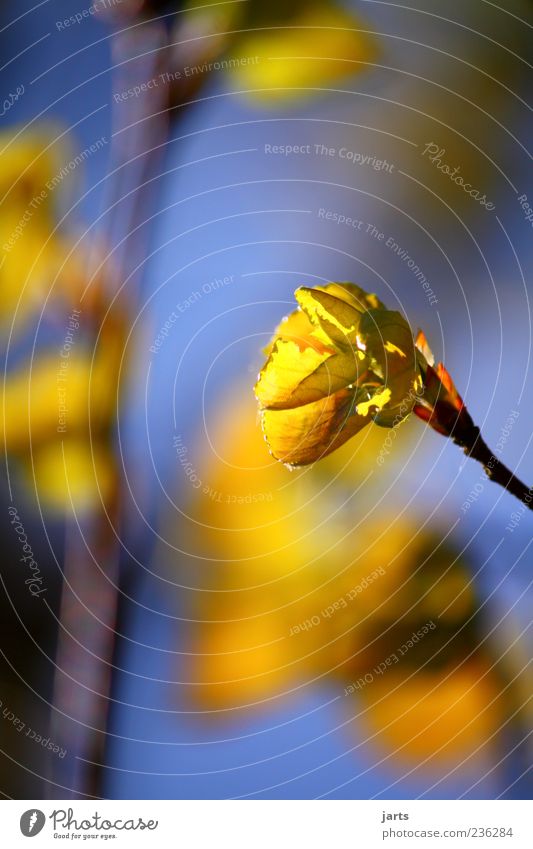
454;425;533;511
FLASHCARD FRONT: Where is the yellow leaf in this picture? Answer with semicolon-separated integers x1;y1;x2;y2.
295;285;362;347
254;282;459;464
317;281;385;312
261;387;368;465
264;305;320;356
357;309;418;425
255;339;333;409
355;387;392;417
256;336;369;411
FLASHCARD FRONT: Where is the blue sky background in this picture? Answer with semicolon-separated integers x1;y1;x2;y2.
2;0;531;799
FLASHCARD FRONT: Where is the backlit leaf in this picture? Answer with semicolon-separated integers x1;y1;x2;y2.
261;387;368;465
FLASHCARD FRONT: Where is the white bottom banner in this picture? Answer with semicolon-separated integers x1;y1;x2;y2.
1;800;531;848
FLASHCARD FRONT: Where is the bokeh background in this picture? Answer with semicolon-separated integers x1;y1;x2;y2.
0;0;531;800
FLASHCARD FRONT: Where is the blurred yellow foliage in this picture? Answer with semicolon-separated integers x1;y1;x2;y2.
0;131;84;331
177;385;508;769
2;328;122;513
28;438;116;514
229;4;377;105
182;0;377;107
355;663;504;763
1;129;126;514
2;353;112;451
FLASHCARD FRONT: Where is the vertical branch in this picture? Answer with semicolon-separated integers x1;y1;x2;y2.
47;13;174;800
47;1;233;797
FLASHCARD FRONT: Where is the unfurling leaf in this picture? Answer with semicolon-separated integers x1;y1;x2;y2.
254;283;533;513
255;282;422;465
